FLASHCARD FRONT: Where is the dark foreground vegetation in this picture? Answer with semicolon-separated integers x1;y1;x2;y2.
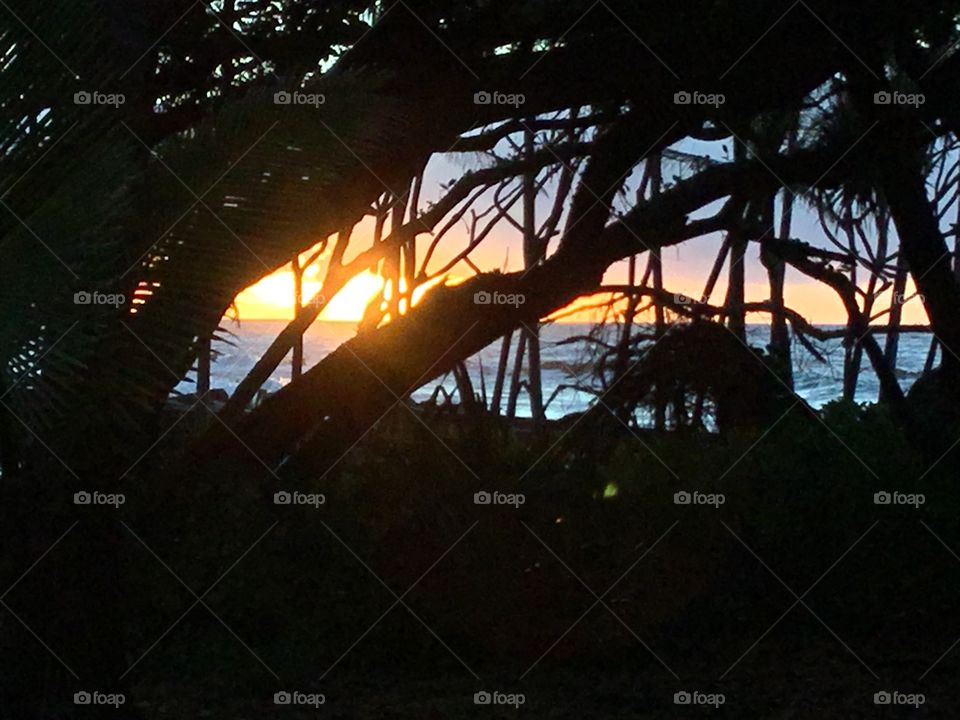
3;398;960;717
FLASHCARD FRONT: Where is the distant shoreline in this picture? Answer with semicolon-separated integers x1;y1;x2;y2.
229;318;933;332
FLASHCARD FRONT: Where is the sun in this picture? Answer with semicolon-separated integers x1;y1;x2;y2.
233;267;385;322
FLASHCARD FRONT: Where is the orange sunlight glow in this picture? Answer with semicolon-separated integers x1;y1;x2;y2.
234;268;383;322
233;265;445;323
234;263;932;327
546;280;932;326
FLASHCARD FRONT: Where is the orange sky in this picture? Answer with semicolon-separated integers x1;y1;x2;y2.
234;152;935;328
234;261;931;326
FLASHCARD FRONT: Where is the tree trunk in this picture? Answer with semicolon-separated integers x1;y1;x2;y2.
453;362;478;412
647;155;668;429
842;205;861;402
506;332;528;420
490;332;513;416
881;154;960;381
196;334;211;396
727;229;748;342
726;145;748;343
523;127;545;426
291;253;304;380
702;236;731;304
883;251;909;376
767;192;793;387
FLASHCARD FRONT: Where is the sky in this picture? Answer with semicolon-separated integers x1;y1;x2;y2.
233;136;936;327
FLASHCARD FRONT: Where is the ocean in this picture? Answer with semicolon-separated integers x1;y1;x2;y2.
179;321;935;419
